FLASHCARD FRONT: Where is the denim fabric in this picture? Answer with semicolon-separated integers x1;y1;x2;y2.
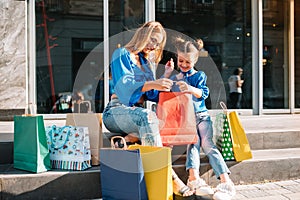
170;71;209;113
110;48;159;106
185;113;230;179
103;98;162;146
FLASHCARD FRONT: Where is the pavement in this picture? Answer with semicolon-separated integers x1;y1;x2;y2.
232;179;300;200
96;179;300;199
94;179;300;200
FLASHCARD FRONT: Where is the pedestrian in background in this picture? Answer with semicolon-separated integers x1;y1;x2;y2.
228;67;244;109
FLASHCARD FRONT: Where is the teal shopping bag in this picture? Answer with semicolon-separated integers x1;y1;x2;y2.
14;115;51;173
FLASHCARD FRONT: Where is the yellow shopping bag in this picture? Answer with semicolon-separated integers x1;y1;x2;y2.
227;111;252;162
128;145;173;200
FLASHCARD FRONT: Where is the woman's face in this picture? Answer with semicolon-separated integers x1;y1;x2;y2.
142;32;163;54
177;51;195;72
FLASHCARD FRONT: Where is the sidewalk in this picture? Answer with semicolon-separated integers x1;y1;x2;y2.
233;179;300;200
94;179;300;200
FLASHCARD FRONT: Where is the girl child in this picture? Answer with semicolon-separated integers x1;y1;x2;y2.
169;37;236;200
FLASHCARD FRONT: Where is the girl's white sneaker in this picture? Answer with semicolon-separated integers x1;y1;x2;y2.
213;182;236;200
187;178;214;196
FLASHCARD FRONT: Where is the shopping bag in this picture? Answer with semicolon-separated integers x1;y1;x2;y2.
13;115;51;173
228;111;252;162
66;113;102;165
73;100;92;113
156;92;198;146
215;113;235;161
45;125;92;170
128;145;173;200
100;137;148;200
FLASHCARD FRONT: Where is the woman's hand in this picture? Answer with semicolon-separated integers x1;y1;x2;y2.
142;78;173;92
163;58;174;78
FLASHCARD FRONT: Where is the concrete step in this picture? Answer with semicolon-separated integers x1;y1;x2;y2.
173;148;300;187
1;128;300;165
0;165;101;200
1;148;300;199
0;115;300;164
247;130;300;150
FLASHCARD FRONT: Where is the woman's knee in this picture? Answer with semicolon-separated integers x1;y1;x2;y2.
140;109;159;125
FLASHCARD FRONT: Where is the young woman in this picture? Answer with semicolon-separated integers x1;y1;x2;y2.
169;37;236;200
228;67;244;109
102;21;193;197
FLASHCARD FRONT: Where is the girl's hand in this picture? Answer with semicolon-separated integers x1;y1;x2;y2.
176;81;203;98
176;81;192;93
163;58;174;78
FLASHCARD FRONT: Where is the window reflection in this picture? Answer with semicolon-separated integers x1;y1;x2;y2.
109;0;144;35
35;0;145;114
36;0;104;113
296;1;300;108
156;0;252;109
263;0;288;109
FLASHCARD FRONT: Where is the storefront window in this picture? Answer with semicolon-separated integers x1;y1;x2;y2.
109;0;145;36
295;1;300;109
155;0;252;109
35;0;104;113
35;0;145;114
263;0;289;109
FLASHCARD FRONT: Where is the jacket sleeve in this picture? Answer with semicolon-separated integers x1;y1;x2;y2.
144;89;159;102
196;72;209;100
111;48;145;106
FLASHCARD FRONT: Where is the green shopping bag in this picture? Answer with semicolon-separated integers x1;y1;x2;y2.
216;113;235;161
14;115;51;173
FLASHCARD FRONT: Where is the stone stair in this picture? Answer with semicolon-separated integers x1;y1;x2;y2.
172;115;300;187
1;114;300;199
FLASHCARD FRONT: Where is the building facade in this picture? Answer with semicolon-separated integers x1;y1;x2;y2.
0;0;299;118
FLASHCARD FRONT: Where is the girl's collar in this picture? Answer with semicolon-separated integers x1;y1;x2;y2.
181;68;195;77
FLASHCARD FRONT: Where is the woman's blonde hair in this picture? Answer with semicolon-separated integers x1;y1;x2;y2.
174;37;204;64
125;21;166;63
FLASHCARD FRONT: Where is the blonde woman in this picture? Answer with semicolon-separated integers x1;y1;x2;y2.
102;21;193;197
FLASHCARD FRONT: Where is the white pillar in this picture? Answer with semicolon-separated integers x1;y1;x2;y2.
252;0;263;115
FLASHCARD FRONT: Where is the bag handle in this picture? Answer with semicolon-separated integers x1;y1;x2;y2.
48;125;71;149
111;136;128;149
220;101;228;114
78;100;92;113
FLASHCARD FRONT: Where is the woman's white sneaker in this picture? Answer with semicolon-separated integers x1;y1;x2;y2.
213;182;236;200
187;178;214;196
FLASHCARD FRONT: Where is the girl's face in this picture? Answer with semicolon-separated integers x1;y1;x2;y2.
177;51;195;72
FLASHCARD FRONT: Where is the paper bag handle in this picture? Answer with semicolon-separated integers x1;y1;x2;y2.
48;125;71;149
220;101;228;114
111;136;128;149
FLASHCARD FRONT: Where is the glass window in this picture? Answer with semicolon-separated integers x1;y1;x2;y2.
155;0;252;109
263;0;289;109
35;0;104;113
296;1;300;108
109;0;145;36
108;0;145;58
